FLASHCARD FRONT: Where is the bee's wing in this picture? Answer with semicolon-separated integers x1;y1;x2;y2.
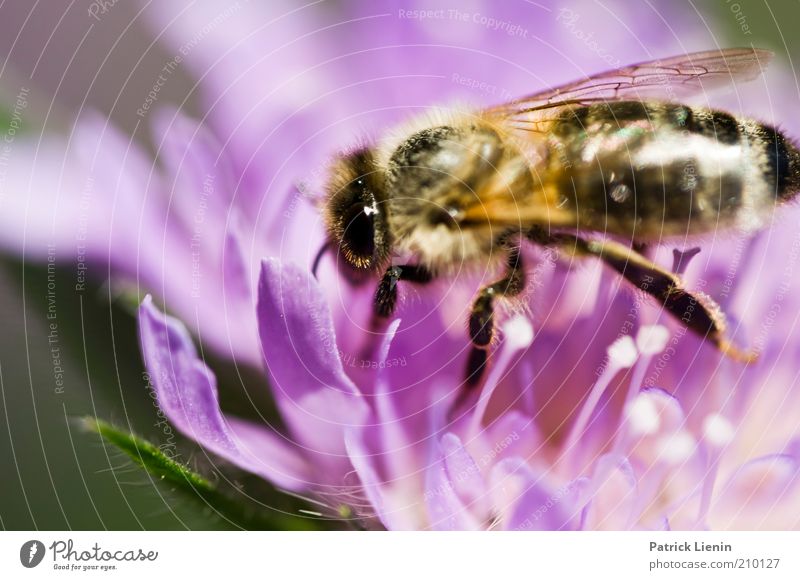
485;47;773;130
466;49;772;230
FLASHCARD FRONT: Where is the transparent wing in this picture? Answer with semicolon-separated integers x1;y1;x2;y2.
486;47;773;131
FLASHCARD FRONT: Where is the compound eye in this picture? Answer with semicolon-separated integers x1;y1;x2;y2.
341;202;375;267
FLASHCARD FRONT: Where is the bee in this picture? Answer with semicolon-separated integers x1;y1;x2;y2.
318;48;800;386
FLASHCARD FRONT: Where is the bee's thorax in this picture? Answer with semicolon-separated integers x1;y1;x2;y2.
382;121;534;272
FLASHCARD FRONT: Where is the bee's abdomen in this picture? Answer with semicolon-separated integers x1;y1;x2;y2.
548;101;800;239
691;109;800;201
746;122;800;201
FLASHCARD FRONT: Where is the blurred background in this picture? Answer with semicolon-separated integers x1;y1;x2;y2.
1;0;799;530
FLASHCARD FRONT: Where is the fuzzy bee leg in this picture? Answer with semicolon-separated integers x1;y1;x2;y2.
373;264;434;318
359;264;434;363
549;234;757;363
465;248;525;387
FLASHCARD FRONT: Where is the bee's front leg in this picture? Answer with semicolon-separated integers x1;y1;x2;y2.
466;248;525;387
373;264;433;319
359;264;434;364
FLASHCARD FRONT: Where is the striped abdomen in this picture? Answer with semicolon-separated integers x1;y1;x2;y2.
545;101;800;240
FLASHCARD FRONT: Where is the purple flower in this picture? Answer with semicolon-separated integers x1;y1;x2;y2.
4;1;800;529
141;214;800;529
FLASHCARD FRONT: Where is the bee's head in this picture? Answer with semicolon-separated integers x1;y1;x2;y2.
323;147;390;272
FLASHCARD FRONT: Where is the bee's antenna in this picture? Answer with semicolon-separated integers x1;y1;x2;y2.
312;241;333;279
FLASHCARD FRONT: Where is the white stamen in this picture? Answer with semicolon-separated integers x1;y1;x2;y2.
657;430;697;464
608;335;638;368
625;395;661;436
696;414;732;528
703;413;735;448
562;351;630;464
636;325;670;356
613;331;666;455
468;318;533;436
502;315;534;350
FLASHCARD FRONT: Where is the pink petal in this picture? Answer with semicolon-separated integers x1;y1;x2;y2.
257;258;369;464
490;458;578;531
139;296;312;491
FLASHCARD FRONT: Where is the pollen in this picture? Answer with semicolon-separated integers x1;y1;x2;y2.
503;315;534;350
625;394;661;436
636;324;670;355
607;335;638;368
656;430;697;464
703;413;736;447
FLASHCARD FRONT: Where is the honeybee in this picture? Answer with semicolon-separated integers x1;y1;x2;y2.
318;48;799;385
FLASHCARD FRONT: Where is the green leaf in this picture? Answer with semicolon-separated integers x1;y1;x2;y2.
83;417;320;530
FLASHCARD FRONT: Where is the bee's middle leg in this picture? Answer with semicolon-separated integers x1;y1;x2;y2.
465;248;525;386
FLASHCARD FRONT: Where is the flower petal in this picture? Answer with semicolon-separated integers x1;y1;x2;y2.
441;433;488;516
257;258;369;462
490;458;577;531
582;453;639;530
424;437;483;531
151;107;238;250
712;453;800;529
344;427;425;531
139;296;312;491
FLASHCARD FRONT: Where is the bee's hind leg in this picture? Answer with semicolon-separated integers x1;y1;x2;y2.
546;234;757;363
465;247;525;387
